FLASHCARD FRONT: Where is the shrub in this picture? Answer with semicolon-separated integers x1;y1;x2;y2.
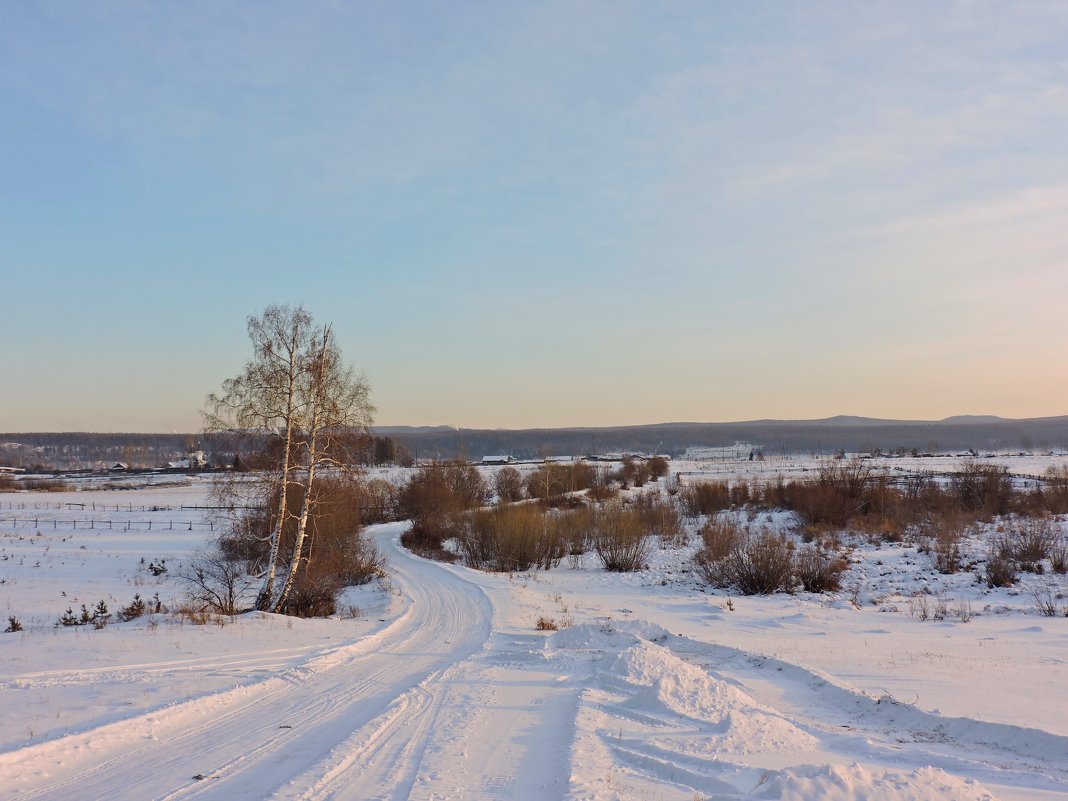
535;616;559;631
794;546;848;592
458;504;554;572
25;478;66;491
176;550;253;615
118;594;147;622
57;607;79;627
917;515;968;574
592;505;649;572
632;494;685;547
647;456;670;481
55;601;111;629
4;616;22;633
91;600;111;629
788;483;847;526
1032;586;1065;617
909;592;930;621
952;461;1012;517
817;458;872;499
525;462;597;501
729;480;752;507
586;470;618;503
631;460;651;487
727;532;796;595
985;537;1017;588
494;466;525;503
1038;466;1068;515
277;579;341;617
554;505;594;559
1007;518;1056;572
215;474;386;615
398;461;488;549
682;481;732;516
1049;535;1068;574
355;477;399;524
931;533;963;574
695;521;796;595
693;518;745;587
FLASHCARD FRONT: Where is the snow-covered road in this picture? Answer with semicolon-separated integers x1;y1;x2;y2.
2;523;495;800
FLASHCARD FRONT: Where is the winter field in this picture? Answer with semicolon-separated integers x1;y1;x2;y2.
2;458;1068;800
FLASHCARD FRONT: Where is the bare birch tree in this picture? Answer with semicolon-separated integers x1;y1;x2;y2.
204;305;374;613
272;323;374;612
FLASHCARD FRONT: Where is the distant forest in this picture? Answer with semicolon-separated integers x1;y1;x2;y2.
3;416;1068;470
383;417;1068;461
0;432;401;471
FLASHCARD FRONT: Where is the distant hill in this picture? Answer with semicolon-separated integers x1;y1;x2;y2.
381;415;1068;460
371;426;458;434
939;415;1008;425
4;415;1068;466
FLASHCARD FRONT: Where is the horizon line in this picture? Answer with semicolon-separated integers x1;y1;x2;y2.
5;412;1068;437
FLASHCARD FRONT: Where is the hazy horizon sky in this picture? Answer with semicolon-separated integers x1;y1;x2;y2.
3;2;1067;432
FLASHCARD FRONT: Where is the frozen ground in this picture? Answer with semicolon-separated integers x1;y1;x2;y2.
1;471;1067;800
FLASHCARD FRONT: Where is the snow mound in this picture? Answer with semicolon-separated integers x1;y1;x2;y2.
752;763;997;801
545;619;671;651
608;640;818;753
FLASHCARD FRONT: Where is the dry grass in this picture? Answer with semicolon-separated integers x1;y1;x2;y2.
592;504;650;572
681;481;732;516
695;518;799;595
458;504;562;572
794;546;849;592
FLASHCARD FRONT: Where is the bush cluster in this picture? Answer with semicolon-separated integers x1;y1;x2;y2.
457;504;564;572
693;518;847;595
983;517;1064;587
397;461;487;553
592;504;651;571
524;462;598;501
202;474;384;617
681;459;1067;540
56;600;111;629
452;497;676;574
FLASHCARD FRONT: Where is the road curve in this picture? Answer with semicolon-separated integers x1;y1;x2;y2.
2;522;493;801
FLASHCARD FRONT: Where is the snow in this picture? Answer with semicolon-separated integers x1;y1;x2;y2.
2;467;1067;800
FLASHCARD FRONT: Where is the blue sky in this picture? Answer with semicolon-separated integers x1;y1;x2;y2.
2;1;1067;431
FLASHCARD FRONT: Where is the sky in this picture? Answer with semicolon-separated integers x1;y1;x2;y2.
2;1;1067;432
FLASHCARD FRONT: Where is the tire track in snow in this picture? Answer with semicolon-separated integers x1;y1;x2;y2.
2;644;336;685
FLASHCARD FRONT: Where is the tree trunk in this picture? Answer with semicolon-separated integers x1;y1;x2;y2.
272;327;330;613
255;344;301;611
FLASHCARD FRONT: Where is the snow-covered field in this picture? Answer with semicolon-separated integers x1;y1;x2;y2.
2;465;1067;800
